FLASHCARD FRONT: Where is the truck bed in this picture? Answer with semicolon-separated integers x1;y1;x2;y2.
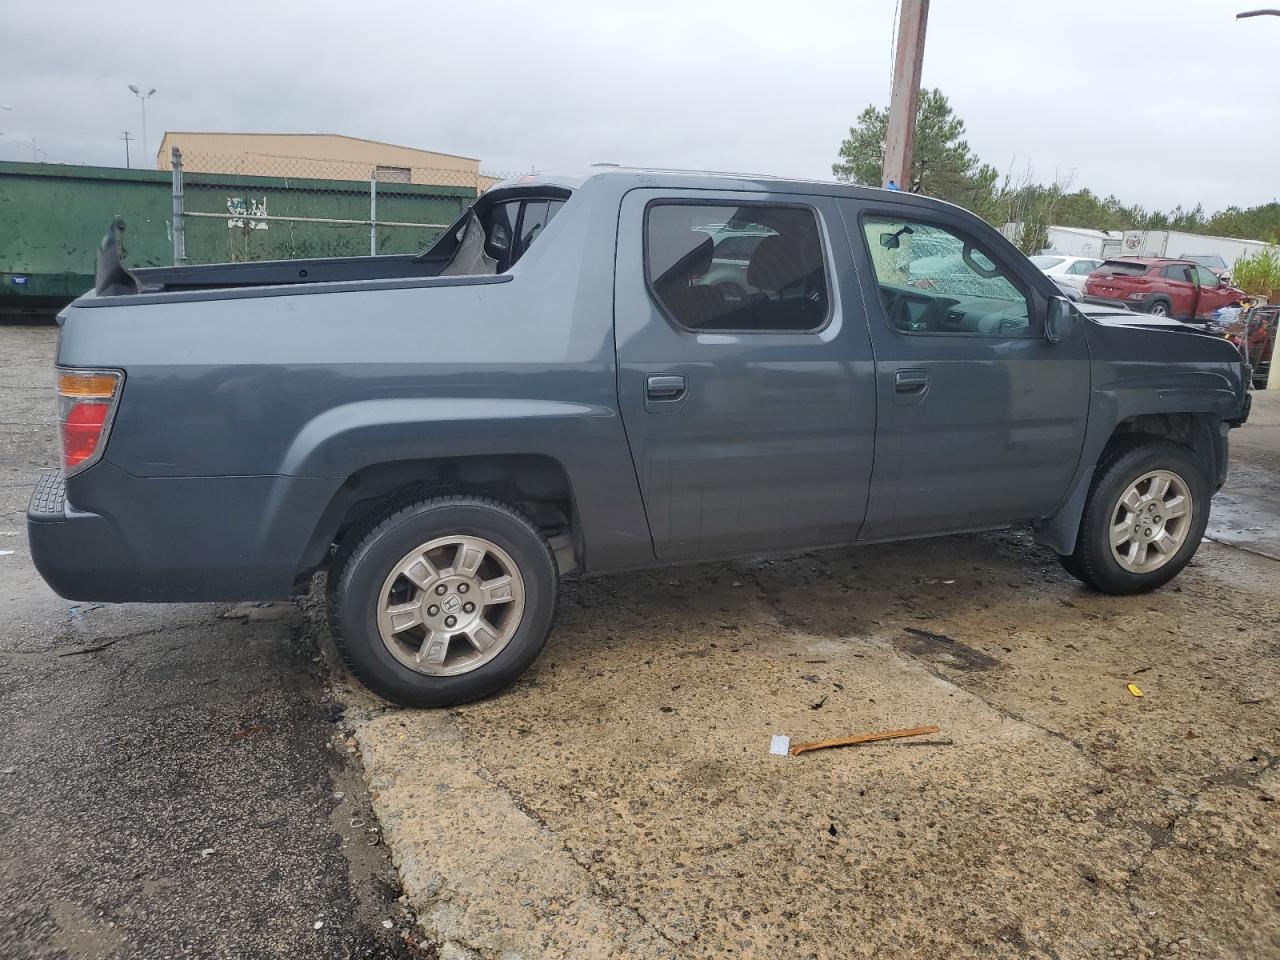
131;250;454;293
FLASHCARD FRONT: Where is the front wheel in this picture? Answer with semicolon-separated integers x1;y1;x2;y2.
1146;299;1171;317
327;495;558;707
1059;440;1210;595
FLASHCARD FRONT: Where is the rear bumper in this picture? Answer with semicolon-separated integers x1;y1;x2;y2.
1082;295;1136;311
27;466;342;602
27;471;145;601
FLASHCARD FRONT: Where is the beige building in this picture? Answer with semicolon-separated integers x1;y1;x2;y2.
155;132;500;192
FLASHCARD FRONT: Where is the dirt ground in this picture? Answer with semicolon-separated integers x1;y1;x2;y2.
2;320;1278;959
329;395;1280;960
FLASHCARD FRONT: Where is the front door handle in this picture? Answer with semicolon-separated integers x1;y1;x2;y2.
645;374;687;401
894;368;928;393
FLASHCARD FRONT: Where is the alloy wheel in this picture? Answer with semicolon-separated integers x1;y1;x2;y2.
375;535;526;676
1109;470;1193;574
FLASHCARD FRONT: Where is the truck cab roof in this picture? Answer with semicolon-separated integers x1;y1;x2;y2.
484;164;943;206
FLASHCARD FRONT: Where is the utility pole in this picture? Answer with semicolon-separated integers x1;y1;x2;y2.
882;0;930;191
121;131;133;169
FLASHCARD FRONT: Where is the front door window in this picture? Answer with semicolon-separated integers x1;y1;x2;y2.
860;217;1033;336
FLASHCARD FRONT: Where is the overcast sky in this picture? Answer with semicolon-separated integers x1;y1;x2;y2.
2;0;1276;213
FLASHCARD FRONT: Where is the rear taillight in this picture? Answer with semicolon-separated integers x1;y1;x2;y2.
56;368;122;476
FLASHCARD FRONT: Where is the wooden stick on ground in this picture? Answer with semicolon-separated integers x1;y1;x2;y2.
789;725;940;756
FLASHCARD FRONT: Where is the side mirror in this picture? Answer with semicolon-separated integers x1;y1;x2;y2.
879;224;914;249
1045;296;1076;344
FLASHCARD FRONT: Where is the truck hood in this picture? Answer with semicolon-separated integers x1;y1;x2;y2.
1078;303;1243;365
1076;303;1189;329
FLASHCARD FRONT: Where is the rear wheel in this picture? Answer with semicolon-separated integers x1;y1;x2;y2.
1146;299;1171;317
1060;440;1209;595
327;495;558;707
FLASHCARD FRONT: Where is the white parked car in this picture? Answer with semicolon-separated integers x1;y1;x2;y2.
1030;254;1102;299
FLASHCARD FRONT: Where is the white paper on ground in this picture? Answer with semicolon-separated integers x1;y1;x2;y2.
769;734;790;756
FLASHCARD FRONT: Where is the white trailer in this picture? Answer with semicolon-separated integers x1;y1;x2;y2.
1001;223;1124;258
1003;224;1271;275
1121;230;1270;276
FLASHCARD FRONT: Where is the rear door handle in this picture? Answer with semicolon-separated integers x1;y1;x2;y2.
645;374;687;401
894;369;928;393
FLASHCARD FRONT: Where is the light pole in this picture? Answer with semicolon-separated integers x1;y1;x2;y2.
128;85;156;164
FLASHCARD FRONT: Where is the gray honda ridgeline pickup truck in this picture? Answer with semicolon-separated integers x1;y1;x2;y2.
29;167;1252;706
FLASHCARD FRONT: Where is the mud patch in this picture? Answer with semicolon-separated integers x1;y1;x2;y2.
894;626;1002;672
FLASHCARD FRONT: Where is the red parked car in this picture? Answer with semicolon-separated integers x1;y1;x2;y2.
1083;257;1245;321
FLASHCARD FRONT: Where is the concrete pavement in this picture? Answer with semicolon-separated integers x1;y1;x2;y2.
336;393;1280;960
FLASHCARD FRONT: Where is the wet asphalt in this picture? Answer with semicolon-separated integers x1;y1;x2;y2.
0;322;424;959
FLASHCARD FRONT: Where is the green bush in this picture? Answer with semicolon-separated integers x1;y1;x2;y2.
1232;246;1280;297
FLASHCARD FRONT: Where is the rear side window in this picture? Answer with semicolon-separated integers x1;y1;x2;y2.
485;202;521;269
860;216;1032;336
645;203;828;332
1163;264;1193;282
483;198;565;272
1067;260;1097;275
1096;260;1149;277
513;200;565;263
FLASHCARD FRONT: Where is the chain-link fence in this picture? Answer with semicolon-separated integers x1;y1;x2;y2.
170;149;514;264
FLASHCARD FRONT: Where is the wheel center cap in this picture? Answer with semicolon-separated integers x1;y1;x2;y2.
441;594;463;615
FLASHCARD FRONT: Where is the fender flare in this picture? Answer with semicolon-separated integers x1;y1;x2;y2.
263;395;653;580
278;397;614;478
1033;378;1235;555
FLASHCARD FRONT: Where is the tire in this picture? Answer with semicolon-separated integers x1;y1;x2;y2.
1062;439;1210;595
1146;299;1171;317
327;494;558;707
